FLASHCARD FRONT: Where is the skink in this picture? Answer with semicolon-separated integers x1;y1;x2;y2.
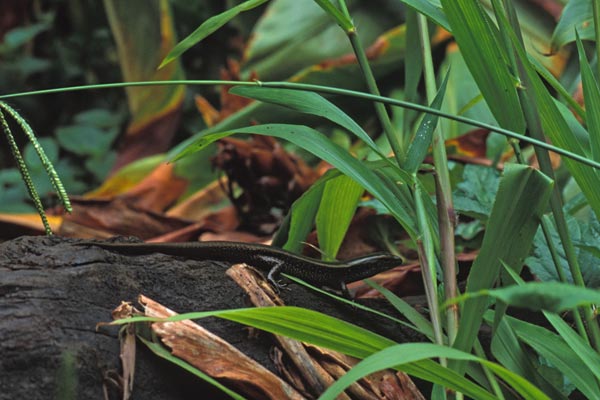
79;240;403;294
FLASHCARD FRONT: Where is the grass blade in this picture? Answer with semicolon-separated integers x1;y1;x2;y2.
159;0;269;68
452;164;553;365
175;123;419;238
440;0;525;133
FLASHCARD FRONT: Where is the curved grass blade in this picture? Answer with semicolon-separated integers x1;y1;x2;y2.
112;307;540;399
174;123;418;239
229;85;388;160
489;314;568;399
159;0;269;68
493;314;600;399
440;0;525;133
448;282;600;313
316;175;363;260
319;343;549;400
451;164;553;370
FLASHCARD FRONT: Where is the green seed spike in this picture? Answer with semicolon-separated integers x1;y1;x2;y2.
0;101;72;214
0;106;53;235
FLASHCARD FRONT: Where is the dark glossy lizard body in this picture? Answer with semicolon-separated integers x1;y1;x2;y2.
78;240;403;294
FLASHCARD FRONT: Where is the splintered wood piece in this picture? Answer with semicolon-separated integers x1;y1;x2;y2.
227;264;425;400
137;294;304;400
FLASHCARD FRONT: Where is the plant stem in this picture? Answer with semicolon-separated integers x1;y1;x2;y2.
416;13;459;346
335;0;404;164
346;30;405;166
415;182;446;354
2;80;598;170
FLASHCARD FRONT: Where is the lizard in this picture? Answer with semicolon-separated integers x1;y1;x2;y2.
78;240;403;295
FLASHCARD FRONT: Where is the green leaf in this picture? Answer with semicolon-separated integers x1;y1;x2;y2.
24;137;59;168
576;33;600;162
503;267;600;392
544;312;600;385
490;315;568;399
399;0;449;31
316;175;363;260
229;86;386;159
493;313;600;399
104;0;185;130
277;169;336;252
159;0;270;68
241;0;402;81
365;280;435;341
312;0;353;31
3;21;52;49
440;0;525;133
55;124;114;157
551;0;594;50
453;164;500;220
404;70;450;173
452;164;553;366
527;214;600;288
112;307;543;400
174;123;418;239
452;282;600;313
507;17;600;221
439;46;498;138
73;108;123;129
319;343;549;400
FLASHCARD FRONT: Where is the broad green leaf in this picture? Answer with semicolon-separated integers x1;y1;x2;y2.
55;125;114;157
3;21;52;49
452;164;500;220
405;70;450;173
174;123;418;239
440;0;525;133
319;343;549;400
139;337;245;400
576;34;600;163
104;0;185;165
452;164;553;365
526;214;600;288
229;86;386;159
492;313;600;399
242;0;402;80
316;175;363;260
159;0;269;68
551;0;594;50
